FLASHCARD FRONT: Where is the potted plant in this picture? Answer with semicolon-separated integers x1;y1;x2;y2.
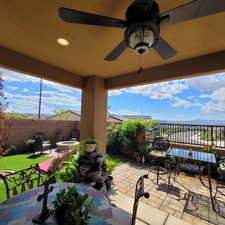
133;151;141;162
81;138;98;153
53;186;95;225
201;143;216;153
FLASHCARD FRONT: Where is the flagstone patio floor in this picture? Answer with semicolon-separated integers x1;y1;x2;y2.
111;160;225;225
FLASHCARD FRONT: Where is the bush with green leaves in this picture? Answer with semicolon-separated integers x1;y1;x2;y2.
53;186;95;225
103;155;124;175
54;153;80;183
107;119;159;155
107;123;125;154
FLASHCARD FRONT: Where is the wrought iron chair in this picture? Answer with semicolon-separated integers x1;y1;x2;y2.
112;174;149;225
0;165;44;199
215;156;225;198
148;136;170;185
33;135;51;154
131;174;150;225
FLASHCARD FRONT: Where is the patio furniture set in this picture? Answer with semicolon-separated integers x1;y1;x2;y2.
148;136;225;216
30;130;80;154
0;162;149;225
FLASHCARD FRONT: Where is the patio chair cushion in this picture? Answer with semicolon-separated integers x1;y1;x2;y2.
38;156;58;173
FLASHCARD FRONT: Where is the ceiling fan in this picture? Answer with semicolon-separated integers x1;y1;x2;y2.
59;0;225;61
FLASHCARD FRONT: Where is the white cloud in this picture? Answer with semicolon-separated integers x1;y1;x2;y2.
43;80;81;93
124;81;188;100
1;68;39;83
108;90;123;96
172;97;202;108
22;88;29;92
1;68;81;94
7;86;18;91
186;73;225;91
115;109;142;115
199;94;211;99
5;91;81;114
198;87;225;113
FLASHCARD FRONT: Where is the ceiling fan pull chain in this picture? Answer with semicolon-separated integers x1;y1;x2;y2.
137;55;143;74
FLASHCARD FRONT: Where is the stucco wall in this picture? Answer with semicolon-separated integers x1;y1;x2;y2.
4;118;79;147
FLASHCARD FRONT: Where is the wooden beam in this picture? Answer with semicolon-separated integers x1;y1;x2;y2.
0;46;83;89
106;51;225;90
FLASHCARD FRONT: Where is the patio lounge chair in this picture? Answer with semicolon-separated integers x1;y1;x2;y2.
37;150;75;175
70;129;80;141
112;174;149;225
33;134;51;154
0;166;44;199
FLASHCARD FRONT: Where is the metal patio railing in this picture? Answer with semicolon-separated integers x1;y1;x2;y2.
146;123;225;148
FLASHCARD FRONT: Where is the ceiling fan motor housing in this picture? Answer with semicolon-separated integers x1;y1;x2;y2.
124;0;160;55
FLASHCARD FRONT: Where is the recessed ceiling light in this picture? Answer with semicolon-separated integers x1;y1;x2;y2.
57;38;69;46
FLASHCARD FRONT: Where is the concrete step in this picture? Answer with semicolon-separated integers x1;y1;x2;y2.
109;191;191;225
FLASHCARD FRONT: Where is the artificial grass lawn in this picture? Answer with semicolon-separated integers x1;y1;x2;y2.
0;154;50;171
0;153;51;203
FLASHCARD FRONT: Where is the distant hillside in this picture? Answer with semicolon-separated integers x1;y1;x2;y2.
4;113;49;119
159;119;225;126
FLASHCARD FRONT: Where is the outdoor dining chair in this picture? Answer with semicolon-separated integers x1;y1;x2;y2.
0;166;44;199
112;174;149;225
215;156;225;199
148;136;170;185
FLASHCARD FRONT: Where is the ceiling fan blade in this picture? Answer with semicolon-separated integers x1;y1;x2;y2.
104;41;127;61
59;7;126;28
160;0;225;26
153;37;177;59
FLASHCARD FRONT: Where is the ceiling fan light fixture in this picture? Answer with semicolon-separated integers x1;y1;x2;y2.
126;26;154;49
135;43;149;55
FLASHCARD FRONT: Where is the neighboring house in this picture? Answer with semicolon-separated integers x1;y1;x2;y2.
48;110;123;123
48;110;80;121
122;115;152;121
107;113;124;123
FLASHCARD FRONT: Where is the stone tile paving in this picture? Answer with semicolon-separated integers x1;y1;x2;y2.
111;160;225;225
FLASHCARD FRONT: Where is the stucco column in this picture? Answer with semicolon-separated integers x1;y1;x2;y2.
80;76;107;154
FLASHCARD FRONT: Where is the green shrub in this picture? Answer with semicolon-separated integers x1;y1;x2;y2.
104;155;124;175
107;119;159;155
107;123;124;154
54;153;80;183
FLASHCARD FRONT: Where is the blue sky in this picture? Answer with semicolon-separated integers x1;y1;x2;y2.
1;67;225;121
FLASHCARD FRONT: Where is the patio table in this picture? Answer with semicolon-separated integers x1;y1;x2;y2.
167;148;217;211
0;183;113;225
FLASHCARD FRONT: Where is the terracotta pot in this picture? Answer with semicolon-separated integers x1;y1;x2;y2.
85;143;96;152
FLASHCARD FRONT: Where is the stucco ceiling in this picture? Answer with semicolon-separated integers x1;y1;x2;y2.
0;0;225;78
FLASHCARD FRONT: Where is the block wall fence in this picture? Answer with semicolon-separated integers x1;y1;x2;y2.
4;119;80;148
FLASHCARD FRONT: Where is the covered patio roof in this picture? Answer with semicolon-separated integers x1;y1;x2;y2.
1;0;225;153
0;0;225;89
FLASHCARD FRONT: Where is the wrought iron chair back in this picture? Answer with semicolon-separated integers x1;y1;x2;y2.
151;136;170;152
131;174;149;225
48;150;75;174
0;165;44;199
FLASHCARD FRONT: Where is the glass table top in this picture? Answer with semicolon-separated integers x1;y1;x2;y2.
167;148;216;164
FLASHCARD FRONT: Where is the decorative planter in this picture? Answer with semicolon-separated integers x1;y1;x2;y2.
85;143;96;152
